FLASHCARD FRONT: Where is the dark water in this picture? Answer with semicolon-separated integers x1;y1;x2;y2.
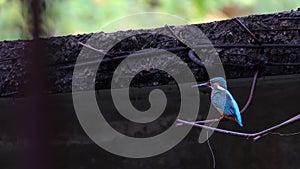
1;75;300;169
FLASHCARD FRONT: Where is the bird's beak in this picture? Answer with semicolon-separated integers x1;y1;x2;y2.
192;81;210;88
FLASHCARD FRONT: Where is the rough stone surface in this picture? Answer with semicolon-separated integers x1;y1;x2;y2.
1;10;300;96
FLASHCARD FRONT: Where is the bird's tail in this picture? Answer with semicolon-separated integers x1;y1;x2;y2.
235;114;243;127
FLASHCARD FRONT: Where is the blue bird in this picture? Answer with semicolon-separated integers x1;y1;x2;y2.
193;77;243;127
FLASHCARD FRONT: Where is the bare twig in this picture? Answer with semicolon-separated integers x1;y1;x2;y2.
234;17;262;44
271;131;300;136
207;131;216;168
177;118;220;127
78;41;113;57
206;122;217;168
194;118;221;124
188;50;205;66
164;24;186;45
177;113;300;141
240;71;259;113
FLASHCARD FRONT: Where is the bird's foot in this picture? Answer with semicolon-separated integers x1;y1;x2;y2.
219;115;226;121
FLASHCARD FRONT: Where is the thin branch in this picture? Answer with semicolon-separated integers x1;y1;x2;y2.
234;17;262;44
194;118;221;124
164;24;186;45
188;50;205;66
206;121;217;168
177;113;300;141
270;131;300;136
177;118;220;127
240;71;259;113
78;42;113;57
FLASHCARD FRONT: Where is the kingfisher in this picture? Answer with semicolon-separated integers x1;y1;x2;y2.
193;77;243;127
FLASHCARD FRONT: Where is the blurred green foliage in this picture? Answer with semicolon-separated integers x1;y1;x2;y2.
0;0;299;40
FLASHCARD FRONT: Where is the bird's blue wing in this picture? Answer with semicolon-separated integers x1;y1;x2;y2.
224;90;243;126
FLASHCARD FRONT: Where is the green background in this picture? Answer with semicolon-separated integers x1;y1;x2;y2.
0;0;299;40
